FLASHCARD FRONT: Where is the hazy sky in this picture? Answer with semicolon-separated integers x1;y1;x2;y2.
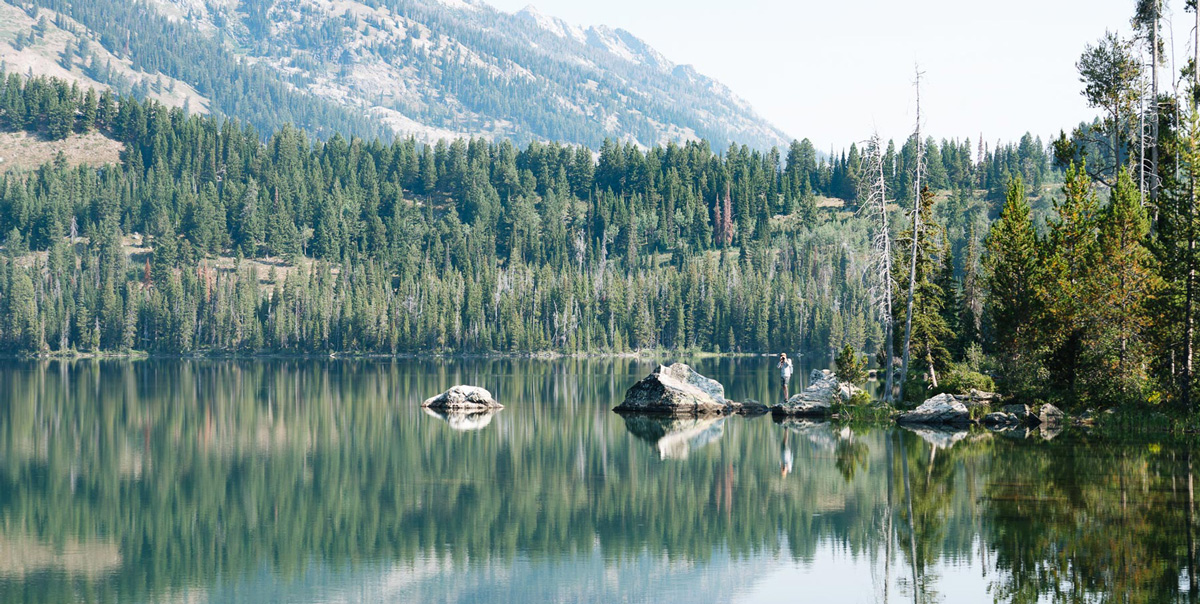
487;0;1191;150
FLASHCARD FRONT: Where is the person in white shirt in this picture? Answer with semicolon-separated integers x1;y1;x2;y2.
778;353;794;400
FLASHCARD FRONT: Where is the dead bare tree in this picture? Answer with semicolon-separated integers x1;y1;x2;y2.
858;133;896;401
899;68;926;395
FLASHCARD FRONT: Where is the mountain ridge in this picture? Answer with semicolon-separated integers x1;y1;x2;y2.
0;0;791;149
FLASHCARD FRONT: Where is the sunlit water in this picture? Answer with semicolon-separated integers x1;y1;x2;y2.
1;358;1196;603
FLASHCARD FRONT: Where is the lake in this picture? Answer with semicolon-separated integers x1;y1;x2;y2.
0;357;1195;603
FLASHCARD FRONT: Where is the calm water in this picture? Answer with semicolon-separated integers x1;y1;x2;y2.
1;358;1197;603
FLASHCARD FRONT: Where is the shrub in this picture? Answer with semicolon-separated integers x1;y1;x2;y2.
939;365;996;395
835;344;868;386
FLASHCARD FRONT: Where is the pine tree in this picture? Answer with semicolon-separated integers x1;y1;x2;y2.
984;177;1041;395
1092;169;1160;399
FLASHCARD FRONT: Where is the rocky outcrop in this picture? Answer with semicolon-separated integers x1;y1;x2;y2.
897;393;972;427
771;369;851;417
614;363;729;415
422;385;502;411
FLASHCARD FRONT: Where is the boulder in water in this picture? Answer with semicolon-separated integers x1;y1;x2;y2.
614;363;728;415
1039;403;1065;426
897;393;971;427
422;385;502;411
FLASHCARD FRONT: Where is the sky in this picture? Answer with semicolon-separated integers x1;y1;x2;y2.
486;0;1192;150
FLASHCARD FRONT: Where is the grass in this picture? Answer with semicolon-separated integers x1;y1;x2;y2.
0;130;122;173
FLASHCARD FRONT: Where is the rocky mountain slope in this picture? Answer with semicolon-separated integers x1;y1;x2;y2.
0;0;790;148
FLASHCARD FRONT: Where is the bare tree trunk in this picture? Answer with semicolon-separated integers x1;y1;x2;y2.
1151;9;1159;206
900;70;924;395
864;133;896;401
1187;163;1196;412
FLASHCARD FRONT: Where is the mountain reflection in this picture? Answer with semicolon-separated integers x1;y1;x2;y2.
0;359;1197;603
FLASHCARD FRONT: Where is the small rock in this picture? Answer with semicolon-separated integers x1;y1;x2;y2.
1002;403;1031;420
422;385;502;411
727;399;769;416
982;412;1020;429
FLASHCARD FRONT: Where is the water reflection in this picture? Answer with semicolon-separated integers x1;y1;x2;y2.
0;358;1197;603
422;407;500;431
619;414;726;460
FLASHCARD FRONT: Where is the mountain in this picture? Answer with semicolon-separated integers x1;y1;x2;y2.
0;0;791;149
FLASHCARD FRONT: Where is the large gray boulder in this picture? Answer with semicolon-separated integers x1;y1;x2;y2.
422;385;502;411
614;363;729;415
771;369;843;417
898;393;971;427
1039;403;1065;426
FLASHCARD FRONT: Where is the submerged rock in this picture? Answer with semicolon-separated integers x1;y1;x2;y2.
614;363;728;415
897;393;971;427
422;385;502;411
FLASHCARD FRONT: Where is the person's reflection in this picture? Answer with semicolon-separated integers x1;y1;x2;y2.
780;430;793;478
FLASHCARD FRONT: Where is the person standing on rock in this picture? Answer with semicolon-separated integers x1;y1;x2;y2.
778;353;794;401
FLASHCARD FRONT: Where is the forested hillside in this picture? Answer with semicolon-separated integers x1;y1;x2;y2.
0;0;791;149
0;72;1046;360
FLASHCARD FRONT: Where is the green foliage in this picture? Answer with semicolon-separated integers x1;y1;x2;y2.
933;364;997;397
835;344;868;386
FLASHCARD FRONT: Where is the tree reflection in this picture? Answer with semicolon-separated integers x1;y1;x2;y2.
0;360;1198;603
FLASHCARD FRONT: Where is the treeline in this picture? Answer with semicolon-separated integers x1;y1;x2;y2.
0;71;887;356
0;71;1052;364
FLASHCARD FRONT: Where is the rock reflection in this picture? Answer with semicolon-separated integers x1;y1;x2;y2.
900;425;969;450
774;417;837;451
619;414;726;460
422;407;499;431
